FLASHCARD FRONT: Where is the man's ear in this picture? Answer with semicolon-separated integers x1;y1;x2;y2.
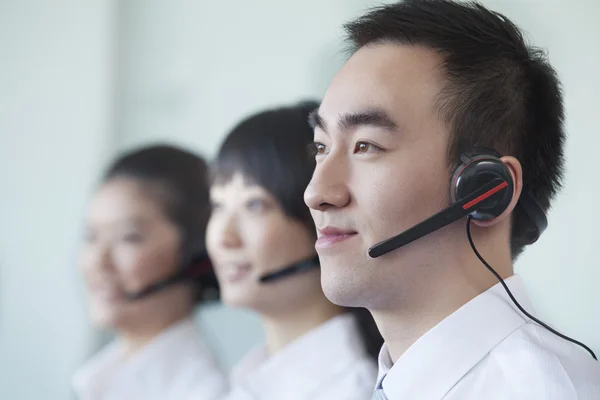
472;156;523;228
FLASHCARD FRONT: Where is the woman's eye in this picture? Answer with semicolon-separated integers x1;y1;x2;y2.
122;232;144;243
246;198;268;213
353;141;381;154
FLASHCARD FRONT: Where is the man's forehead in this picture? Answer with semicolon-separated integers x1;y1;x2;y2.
320;43;444;122
344;42;444;78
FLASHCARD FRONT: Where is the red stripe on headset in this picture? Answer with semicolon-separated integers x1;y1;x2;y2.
463;181;508;210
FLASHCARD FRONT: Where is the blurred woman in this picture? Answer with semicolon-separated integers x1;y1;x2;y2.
207;101;383;399
73;144;227;400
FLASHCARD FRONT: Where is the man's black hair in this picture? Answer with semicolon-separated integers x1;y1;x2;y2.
345;0;565;258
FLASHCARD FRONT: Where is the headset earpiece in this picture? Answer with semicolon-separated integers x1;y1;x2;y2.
184;246;220;302
451;148;547;243
451;152;514;221
125;245;220;301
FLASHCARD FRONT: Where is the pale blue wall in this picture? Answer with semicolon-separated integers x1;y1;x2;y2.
1;1;599;399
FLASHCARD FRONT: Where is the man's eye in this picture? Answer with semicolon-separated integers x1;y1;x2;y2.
353;141;382;154
308;142;328;157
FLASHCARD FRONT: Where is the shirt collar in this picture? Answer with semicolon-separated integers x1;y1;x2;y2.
73;317;210;397
377;274;533;399
232;313;369;399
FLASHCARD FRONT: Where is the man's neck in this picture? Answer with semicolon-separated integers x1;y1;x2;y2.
262;297;344;355
373;234;513;362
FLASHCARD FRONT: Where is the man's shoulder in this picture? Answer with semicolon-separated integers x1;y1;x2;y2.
454;322;600;399
493;322;598;370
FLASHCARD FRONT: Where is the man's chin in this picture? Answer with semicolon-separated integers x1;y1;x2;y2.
320;266;372;308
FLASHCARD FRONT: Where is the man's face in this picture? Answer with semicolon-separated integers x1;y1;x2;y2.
304;43;456;309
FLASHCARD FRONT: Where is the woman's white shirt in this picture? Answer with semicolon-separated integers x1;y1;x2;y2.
226;313;378;400
73;317;228;400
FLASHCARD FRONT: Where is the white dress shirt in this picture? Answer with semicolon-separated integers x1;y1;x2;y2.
226;313;378;400
374;275;600;399
73;317;228;400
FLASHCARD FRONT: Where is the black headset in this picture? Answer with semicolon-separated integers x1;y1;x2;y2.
451;148;547;239
369;148;597;360
126;247;220;302
369;148;546;257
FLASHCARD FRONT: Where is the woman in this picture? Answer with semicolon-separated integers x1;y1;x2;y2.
73;144;227;400
207;101;383;399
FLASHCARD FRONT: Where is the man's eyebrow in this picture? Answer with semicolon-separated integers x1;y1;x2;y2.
338;108;398;132
308;107;398;134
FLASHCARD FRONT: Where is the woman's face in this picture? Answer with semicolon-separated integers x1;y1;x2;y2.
79;177;182;329
206;173;320;315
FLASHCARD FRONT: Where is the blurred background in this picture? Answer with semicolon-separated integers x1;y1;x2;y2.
1;0;598;399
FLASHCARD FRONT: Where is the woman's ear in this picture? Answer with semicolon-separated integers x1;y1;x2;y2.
472;156;523;228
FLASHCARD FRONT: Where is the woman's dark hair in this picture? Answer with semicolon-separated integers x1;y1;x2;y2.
213;101;319;231
103;144;215;303
212;101;384;360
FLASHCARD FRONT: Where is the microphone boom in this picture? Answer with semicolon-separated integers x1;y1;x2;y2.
368;179;508;258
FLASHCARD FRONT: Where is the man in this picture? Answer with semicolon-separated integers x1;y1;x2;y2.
304;0;600;398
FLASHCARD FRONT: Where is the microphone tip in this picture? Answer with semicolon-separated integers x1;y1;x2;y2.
368;246;382;258
125;293;140;301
